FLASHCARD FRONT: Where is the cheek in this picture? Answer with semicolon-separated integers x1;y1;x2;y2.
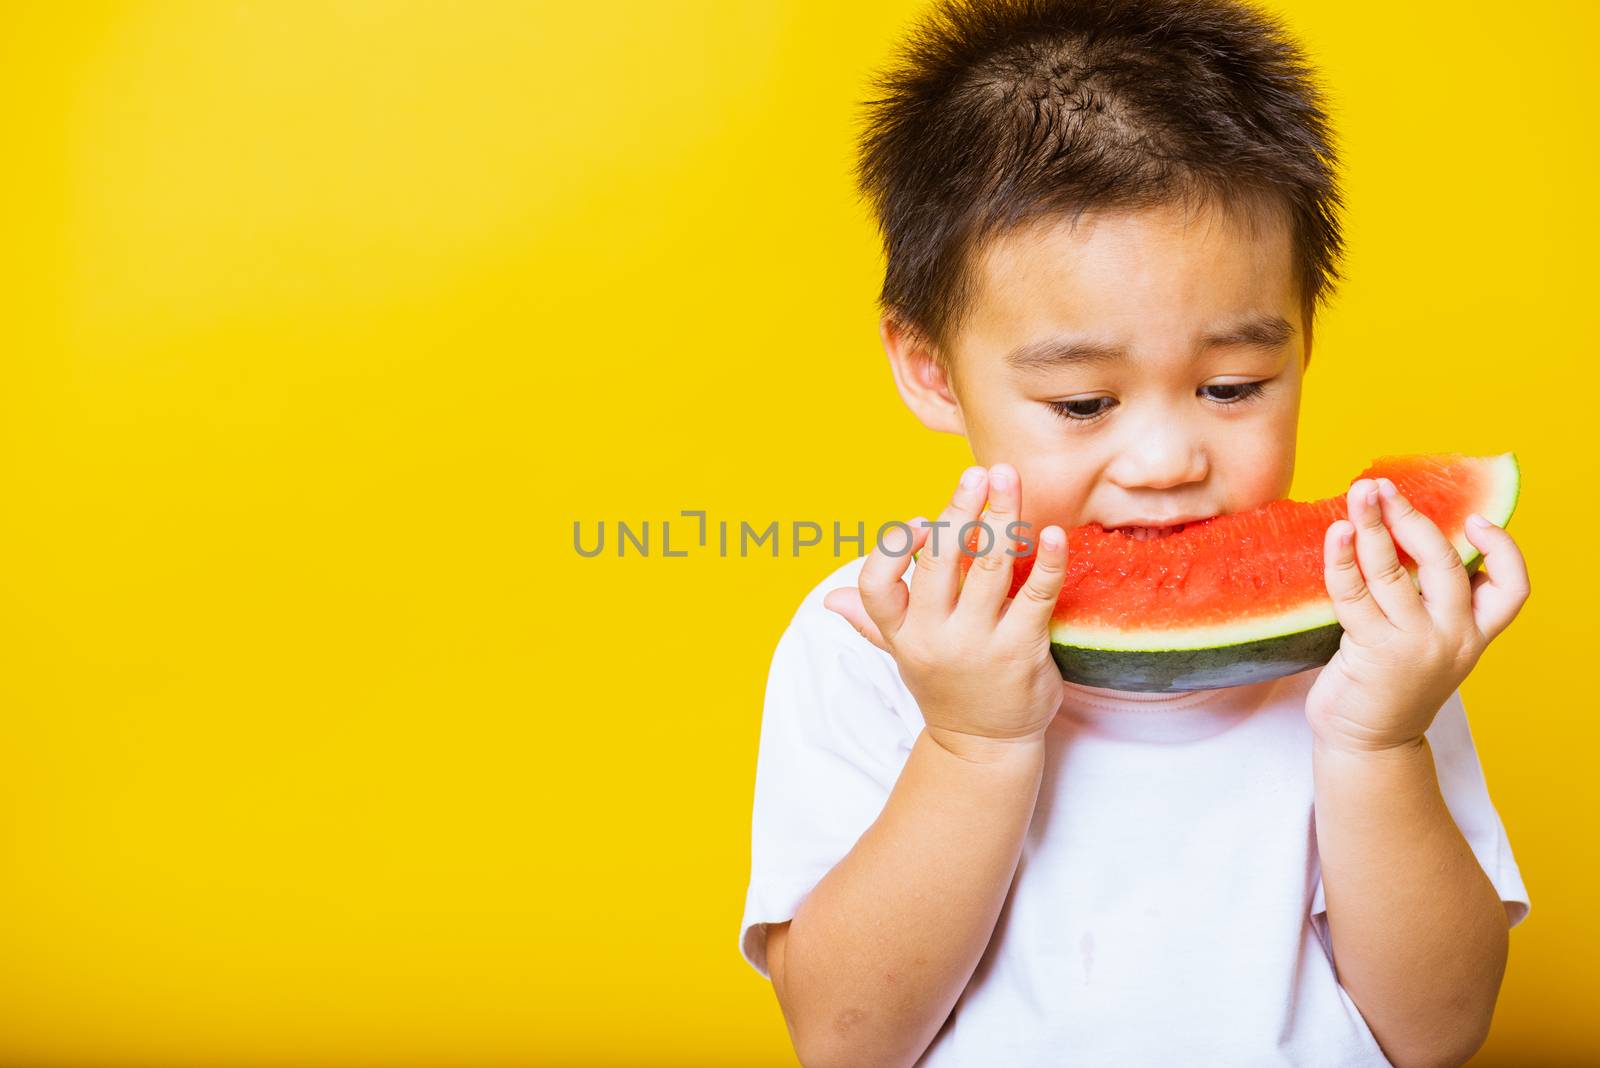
1222;404;1299;505
1010;462;1088;531
970;403;1097;528
966;392;1057;449
963;395;1074;479
1237;459;1293;506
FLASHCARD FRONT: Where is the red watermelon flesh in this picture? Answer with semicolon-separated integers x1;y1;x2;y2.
953;452;1521;691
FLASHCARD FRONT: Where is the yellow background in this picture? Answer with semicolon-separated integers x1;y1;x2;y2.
1;1;1595;1064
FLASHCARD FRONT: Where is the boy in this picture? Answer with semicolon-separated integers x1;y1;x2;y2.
738;0;1531;1066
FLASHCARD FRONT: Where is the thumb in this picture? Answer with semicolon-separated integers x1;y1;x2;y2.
823;587;891;653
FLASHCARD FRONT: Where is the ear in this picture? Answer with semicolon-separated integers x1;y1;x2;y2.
880;316;967;435
1300;303;1315;372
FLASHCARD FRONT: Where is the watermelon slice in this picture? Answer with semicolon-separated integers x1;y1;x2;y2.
967;452;1520;693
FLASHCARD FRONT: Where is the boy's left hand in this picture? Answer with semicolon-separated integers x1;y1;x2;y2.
1305;476;1531;754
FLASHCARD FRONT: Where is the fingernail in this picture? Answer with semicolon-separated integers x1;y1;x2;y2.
1363;479;1378;508
960;467;984;489
991;465;1013;490
1042;527;1063;551
1377;477;1396;498
1468;513;1492;529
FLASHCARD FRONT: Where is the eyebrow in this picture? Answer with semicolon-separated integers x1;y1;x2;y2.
1004;314;1297;371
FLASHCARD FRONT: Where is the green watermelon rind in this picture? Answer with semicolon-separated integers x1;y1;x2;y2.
1457;451;1519;572
1050;452;1520;693
1050;622;1346;692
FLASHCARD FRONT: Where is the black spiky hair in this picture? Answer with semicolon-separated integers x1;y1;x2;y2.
854;0;1345;362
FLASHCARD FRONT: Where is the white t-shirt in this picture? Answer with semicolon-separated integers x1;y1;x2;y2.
739;555;1530;1067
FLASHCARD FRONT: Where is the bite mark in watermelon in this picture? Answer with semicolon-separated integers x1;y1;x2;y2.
963;452;1520;693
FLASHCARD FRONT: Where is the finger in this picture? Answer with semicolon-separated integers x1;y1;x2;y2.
908;466;989;616
954;463;1021;623
1374;477;1472;624
856;516;930;644
998;524;1069;641
1322;518;1391;639
1348;478;1429;630
823;586;891;653
1463;515;1531;642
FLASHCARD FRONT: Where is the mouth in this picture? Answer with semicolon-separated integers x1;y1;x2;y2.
1104;516;1213;540
1111;524;1186;540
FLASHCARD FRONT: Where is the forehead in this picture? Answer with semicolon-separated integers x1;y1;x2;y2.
959;198;1299;353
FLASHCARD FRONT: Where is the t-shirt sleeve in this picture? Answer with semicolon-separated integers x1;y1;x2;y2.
738;581;918;981
1310;686;1531;959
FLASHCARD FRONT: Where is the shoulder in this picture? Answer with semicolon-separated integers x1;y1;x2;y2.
794;553;871;612
777;554;876;654
765;555;923;735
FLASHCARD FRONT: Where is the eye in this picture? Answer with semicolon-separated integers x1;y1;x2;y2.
1201;381;1269;405
1045;396;1116;422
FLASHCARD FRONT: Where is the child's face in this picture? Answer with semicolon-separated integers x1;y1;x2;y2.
884;197;1307;537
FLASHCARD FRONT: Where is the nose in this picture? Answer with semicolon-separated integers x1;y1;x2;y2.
1106;417;1209;491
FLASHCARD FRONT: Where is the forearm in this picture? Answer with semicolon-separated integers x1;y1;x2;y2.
1312;736;1509;1068
778;727;1046;1068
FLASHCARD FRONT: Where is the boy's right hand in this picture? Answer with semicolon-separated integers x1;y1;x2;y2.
823;463;1070;763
